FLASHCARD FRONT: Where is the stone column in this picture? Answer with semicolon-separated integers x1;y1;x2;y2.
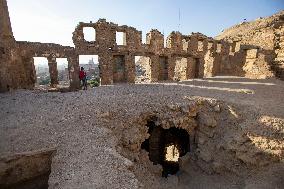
188;36;198;54
125;54;135;83
186;57;196;79
149;55;159;82
47;56;59;87
22;55;36;89
67;55;80;91
219;41;230;75
168;55;176;80
98;53;113;85
174;57;188;81
204;41;217;77
211;41;221;76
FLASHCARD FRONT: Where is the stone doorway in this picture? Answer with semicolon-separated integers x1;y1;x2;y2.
79;55;100;88
56;58;70;88
113;55;126;83
159;56;168;81
33;57;52;87
195;58;200;78
135;56;151;83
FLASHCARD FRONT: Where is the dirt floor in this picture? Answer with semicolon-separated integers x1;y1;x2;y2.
0;76;283;189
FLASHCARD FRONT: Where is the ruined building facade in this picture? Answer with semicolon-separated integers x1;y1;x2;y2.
0;0;282;92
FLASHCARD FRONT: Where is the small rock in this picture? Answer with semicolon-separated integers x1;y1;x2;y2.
181;105;190;113
214;105;221;112
167;104;179;111
100;111;110;118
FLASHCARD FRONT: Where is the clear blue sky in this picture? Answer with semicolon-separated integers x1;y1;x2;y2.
7;0;284;47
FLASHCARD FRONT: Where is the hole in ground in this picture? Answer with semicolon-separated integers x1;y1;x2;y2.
0;148;56;189
141;117;190;177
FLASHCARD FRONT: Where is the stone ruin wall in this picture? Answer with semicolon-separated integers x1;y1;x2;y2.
72;20;275;83
216;11;284;79
16;42;80;90
0;0;278;92
0;0;80;92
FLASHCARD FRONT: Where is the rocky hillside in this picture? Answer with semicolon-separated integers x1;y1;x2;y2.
216;11;284;79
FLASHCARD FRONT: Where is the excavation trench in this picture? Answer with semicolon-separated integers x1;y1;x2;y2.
141;118;190;177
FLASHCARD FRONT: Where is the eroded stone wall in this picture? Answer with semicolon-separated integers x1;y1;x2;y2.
216;11;284;79
0;0;80;92
1;0;280;92
108;97;283;187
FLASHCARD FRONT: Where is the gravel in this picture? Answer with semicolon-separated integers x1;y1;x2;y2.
0;76;283;188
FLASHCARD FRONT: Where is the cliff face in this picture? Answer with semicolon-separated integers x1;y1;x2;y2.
216;11;284;79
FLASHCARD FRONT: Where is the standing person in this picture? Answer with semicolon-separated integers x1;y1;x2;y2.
79;67;87;90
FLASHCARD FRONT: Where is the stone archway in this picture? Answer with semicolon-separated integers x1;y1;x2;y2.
141;118;191;177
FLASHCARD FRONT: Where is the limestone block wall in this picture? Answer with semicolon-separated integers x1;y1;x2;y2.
203;41;217;77
216;11;284;79
243;49;274;79
186;57;197;79
98;52;113;85
174;57;188;80
272;25;284;79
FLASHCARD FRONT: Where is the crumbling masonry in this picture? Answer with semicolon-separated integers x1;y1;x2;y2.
0;0;281;92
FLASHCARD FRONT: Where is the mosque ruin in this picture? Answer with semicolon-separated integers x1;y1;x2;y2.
1;0;282;92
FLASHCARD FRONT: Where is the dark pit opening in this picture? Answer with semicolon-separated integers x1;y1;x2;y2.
0;149;55;189
141;118;190;177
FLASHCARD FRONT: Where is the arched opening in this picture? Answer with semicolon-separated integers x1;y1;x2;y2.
141;117;190;177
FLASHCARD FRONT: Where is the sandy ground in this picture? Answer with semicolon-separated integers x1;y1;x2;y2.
0;76;283;188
